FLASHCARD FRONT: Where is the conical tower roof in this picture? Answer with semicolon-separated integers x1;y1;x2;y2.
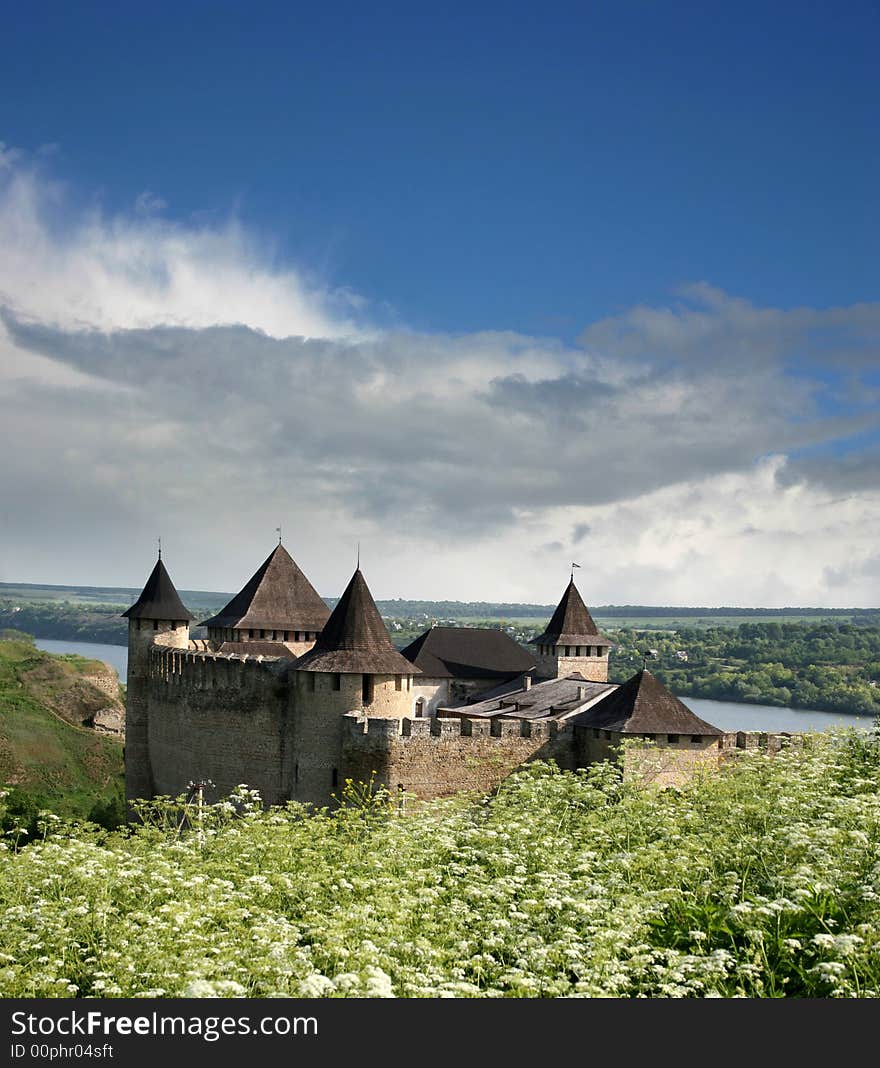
294;569;419;675
533;578;612;647
571;669;722;736
200;544;330;633
122;557;194;621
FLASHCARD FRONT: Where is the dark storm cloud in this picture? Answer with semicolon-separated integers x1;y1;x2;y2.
2;299;876;546
579;283;880;372
776;445;880;495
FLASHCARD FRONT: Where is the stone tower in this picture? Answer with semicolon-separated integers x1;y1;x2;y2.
199;542;330;658
531;577;612;681
122;553;193;805
291;568;420;805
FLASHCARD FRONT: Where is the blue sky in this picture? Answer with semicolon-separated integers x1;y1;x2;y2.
0;2;878;604
3;2;877;336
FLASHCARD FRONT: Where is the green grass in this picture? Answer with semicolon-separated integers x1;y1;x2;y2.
2;737;880;998
0;638;123;821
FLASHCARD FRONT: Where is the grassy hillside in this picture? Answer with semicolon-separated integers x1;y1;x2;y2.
0;634;124;827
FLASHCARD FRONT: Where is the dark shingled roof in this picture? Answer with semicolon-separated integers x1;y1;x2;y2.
294;569;419;675
569;669;723;736
122;558;194;622
199;544;330;633
401;626;536;680
532;578;612;647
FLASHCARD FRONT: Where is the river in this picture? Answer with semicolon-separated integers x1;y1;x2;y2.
33;639;875;734
35;638;128;679
683;696;874;734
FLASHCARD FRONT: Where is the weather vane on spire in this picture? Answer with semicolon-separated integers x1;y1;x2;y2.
357;541;361;569
571;561;581;579
158;536;162;560
276;526;282;546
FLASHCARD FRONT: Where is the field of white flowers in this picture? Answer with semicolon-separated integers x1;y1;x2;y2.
2;730;879;998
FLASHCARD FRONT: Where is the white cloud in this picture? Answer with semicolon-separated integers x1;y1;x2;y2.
0;145;363;345
1;146;878;606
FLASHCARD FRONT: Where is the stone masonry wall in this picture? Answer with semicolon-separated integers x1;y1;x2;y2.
146;648;292;805
341;714;578;799
363;674;416;718
576;728;806;788
126;620;189;806
289;671;361;807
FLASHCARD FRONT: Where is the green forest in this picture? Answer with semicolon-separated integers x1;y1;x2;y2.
2;737;880;998
609;621;880;716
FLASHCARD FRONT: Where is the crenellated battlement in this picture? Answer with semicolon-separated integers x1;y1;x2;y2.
340;712;577;799
148;643;288;690
342;712;573;742
722;730;806;754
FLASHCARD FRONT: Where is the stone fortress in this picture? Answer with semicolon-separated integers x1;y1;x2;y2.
123;542;795;808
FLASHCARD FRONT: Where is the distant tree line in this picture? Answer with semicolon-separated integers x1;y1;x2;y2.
609;621;880;716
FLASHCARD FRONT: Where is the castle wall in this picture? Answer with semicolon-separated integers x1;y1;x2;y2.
576;729;722;788
145;648;293;805
621;740;721;788
126;620;189;805
341;714;578;800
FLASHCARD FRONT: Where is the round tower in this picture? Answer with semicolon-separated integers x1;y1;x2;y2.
122;551;193;807
532;577;612;681
290;568;419;805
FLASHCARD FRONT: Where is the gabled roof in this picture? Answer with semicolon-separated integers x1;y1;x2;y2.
532;578;612;647
294;569;419;675
199;544;330;633
569;669;723;736
122;558;194;621
401;626;536;680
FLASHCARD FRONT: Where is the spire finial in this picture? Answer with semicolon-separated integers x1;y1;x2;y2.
158;536;162;560
357;542;360;570
276;526;282;546
571;561;580;580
